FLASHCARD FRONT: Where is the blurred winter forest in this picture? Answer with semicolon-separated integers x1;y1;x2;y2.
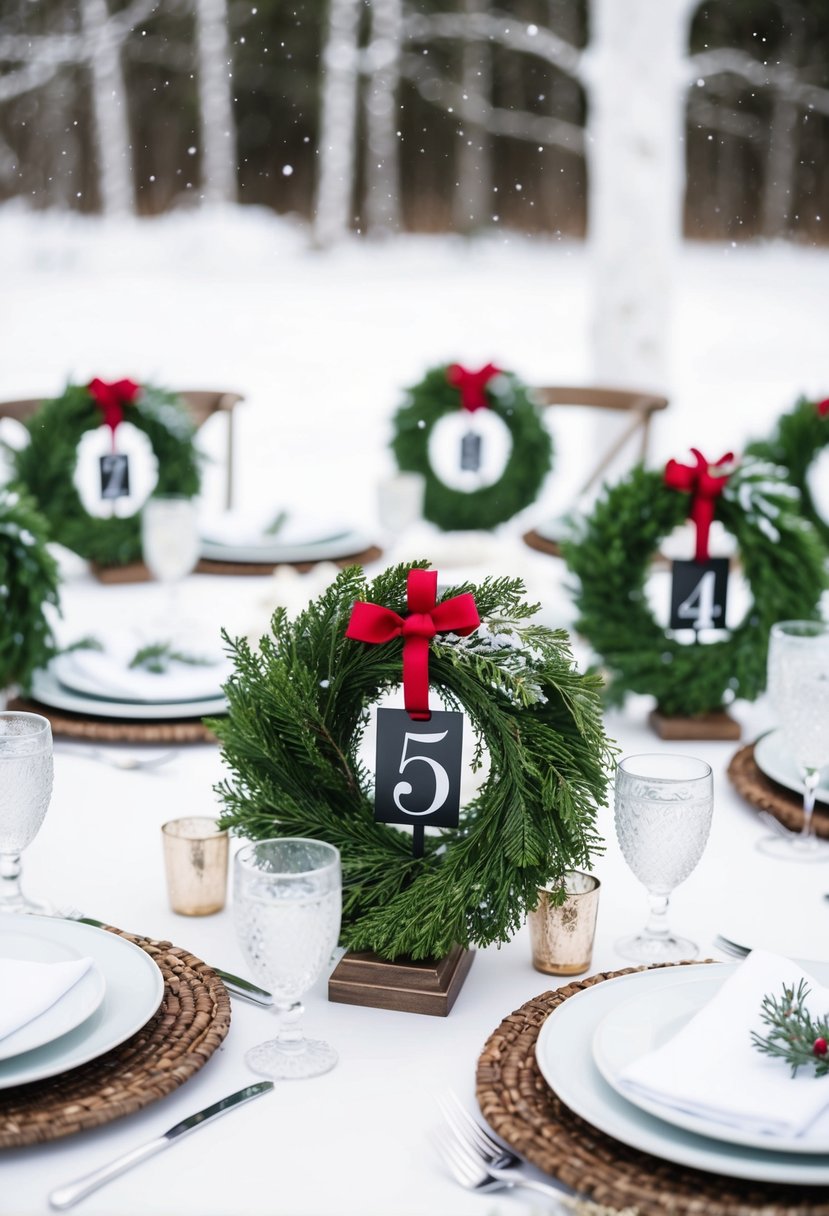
1;0;827;244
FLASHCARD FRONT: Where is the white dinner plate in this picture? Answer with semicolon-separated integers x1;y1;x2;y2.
0;928;106;1061
51;651;229;705
30;665;227;720
200;528;374;565
754;729;829;803
535;962;829;1185
0;915;164;1089
592;972;829;1154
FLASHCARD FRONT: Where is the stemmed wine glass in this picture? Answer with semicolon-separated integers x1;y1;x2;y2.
614;753;714;963
141;494;200;625
760;620;829;861
234;838;341;1080
0;712;54;913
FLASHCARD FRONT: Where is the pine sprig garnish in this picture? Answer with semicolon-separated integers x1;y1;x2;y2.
751;980;829;1077
129;641;214;674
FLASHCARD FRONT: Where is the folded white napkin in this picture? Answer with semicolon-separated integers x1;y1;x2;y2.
56;639;231;703
201;508;348;550
0;956;93;1042
619;950;829;1138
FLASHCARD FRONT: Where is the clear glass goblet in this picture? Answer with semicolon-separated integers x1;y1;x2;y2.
0;712;54;913
614;753;713;963
234;837;341;1080
141;494;200;625
760;620;829;861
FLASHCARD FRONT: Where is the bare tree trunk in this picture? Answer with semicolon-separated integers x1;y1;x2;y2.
762;92;800;238
194;0;237;205
314;0;362;247
80;0;134;216
364;0;403;235
584;0;696;388
453;0;492;233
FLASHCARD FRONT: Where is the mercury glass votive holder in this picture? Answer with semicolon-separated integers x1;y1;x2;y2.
162;816;229;916
528;871;601;976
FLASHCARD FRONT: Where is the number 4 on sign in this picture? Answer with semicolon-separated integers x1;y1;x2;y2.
375;708;463;858
669;558;729;632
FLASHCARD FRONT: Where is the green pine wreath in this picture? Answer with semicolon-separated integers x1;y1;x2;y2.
746;395;829;550
212;562;612;960
390;365;553;531
13;382;200;568
562;459;827;717
0;490;60;692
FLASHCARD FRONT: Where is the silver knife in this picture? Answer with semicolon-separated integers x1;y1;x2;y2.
74;917;273;1007
49;1082;273;1210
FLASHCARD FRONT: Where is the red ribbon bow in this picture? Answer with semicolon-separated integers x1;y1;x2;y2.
816;398;829;418
88;378;141;447
664;448;734;562
446;363;501;412
345;569;480;720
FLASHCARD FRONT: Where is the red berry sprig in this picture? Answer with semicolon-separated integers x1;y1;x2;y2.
752;980;829;1078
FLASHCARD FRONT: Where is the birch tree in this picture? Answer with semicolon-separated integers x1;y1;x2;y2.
80;0;135;216
453;0;492;233
194;0;237;205
364;0;403;236
314;0;363;246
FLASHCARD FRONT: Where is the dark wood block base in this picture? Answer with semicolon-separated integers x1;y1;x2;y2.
328;945;475;1016
649;708;741;741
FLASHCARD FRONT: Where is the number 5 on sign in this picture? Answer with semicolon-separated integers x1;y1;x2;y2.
669;558;729;632
375;708;463;839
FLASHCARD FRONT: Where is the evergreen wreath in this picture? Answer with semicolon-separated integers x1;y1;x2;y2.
0;490;60;693
390;364;553;531
212;561;612;961
746;395;829;550
562;458;827;717
13;381;200;568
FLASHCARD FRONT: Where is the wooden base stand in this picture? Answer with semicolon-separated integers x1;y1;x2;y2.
328;945;474;1016
91;560;152;584
649;708;741;741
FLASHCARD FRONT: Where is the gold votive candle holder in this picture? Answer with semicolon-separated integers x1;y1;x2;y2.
161;816;229;916
528;871;601;976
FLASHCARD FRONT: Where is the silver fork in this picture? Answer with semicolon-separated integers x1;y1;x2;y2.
436;1095;633;1214
714;934;749;959
55;745;178;772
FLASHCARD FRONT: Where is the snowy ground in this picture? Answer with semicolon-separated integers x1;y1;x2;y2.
1;203;827;529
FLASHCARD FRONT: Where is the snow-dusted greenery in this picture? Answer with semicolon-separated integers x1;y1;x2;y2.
0;490;59;693
563;459;827;717
746;397;829;551
212;562;613;961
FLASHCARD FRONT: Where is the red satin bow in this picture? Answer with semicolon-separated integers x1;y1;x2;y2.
346;569;480;720
88;378;141;445
664;448;734;563
817;398;829;417
446;363;501;412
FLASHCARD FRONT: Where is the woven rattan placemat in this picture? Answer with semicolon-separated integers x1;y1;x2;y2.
0;928;231;1148
728;742;829;839
194;544;383;577
476;966;829;1215
8;697;218;744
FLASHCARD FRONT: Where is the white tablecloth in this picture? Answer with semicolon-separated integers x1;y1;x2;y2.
3;549;824;1216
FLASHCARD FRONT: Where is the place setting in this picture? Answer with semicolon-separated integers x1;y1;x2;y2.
196;505;381;575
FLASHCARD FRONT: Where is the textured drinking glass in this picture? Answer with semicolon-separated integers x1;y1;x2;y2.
0;712;54;913
528;871;600;976
760;620;829;861
614;754;713;963
377;472;425;534
234;838;341;1080
141;495;200;618
162;817;229;915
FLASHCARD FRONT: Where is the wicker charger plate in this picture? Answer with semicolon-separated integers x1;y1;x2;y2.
476;966;829;1215
8;697;218;744
0;928;231;1148
727;742;829;839
194;544;383;577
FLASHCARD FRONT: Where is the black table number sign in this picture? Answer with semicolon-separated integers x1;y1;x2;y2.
99;452;131;500
460;430;482;472
669;558;729;631
375;707;463;857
